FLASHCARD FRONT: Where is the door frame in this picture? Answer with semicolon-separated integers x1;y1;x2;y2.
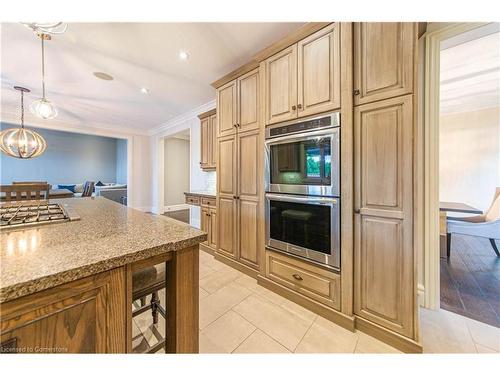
422;22;488;309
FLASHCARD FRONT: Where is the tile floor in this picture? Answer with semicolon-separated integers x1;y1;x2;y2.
132;250;500;354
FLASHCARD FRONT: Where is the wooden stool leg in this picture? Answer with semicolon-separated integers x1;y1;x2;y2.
447;233;452;258
151;292;159;324
140;297;146;307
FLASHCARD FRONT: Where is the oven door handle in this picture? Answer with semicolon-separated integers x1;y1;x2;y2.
266;193;338;205
265;128;337;145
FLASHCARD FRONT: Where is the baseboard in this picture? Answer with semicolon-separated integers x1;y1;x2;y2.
257;275;356;332
164;204;190;212
214;252;259;279
355;316;423;353
200;243;215;256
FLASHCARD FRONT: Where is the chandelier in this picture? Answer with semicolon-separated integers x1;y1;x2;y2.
0;86;47;159
30;33;58;120
22;22;68;35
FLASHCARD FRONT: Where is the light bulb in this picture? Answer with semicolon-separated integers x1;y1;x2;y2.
30;98;58;119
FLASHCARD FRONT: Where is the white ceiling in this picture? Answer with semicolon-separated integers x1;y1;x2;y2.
440;24;500;115
0;22;304;134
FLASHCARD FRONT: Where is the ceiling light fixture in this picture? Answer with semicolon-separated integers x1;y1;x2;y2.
30;33;58;120
93;72;114;81
22;22;68;35
0;86;47;159
179;50;189;61
140;87;149;94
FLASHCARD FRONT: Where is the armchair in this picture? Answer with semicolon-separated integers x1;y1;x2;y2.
447;187;500;257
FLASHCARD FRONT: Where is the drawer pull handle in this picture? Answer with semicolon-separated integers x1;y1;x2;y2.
292;274;303;281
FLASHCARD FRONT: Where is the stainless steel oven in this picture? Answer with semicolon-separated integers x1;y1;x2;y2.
265;193;340;270
265;112;340;197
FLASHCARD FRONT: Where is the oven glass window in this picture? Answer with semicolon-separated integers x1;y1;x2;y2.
269;199;331;254
270;137;332;186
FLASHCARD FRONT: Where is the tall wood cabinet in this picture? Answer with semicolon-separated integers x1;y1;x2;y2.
262;23;341;125
353;22;417;341
216;68;261;270
199;109;217;170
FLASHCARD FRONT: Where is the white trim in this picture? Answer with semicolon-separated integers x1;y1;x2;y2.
422;22;488;310
164;204;190;212
149;99;216;136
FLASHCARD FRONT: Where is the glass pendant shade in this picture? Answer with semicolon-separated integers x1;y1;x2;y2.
0;127;47;159
30;98;58;119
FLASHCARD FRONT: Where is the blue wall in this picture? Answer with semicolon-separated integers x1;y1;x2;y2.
0;123;127;187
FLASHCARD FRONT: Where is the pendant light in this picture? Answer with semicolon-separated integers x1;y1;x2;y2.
22;22;68;35
30;33;58;120
0;86;47;159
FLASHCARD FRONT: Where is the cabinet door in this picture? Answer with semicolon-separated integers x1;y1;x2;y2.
237;130;260;268
354;95;414;338
297;23;340;117
354;22;414;105
209;114;217;167
262;45;297;125
217;135;237;258
201;206;210;244
208;207;217;250
200;117;210;169
237;68;260;133
217;80;237;137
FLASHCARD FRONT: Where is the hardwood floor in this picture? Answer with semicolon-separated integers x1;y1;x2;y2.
440;233;500;328
163;209;190;224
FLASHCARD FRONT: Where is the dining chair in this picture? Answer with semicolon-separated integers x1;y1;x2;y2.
0;183;50;202
447;187;500;257
81;181;95;197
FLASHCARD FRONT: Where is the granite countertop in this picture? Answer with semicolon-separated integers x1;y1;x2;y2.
0;197;206;303
184;190;216;198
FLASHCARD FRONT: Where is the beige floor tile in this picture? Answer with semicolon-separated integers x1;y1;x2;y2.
354;331;401;353
199;282;252;329
233;294;314;351
464;317;500;352
475;343;497;353
199;287;210;300
420;308;476;353
295;316;358;353
200;267;242;294
199;262;217;279
234;329;290;353
199;310;256;353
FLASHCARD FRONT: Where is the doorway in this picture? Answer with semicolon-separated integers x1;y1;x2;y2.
423;22;500;327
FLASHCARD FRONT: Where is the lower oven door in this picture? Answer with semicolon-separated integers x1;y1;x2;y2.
265;193;340;270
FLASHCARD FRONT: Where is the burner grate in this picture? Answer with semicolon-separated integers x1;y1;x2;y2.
0;203;72;229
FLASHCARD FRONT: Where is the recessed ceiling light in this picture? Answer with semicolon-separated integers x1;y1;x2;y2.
140;87;149;94
93;72;114;81
178;50;189;61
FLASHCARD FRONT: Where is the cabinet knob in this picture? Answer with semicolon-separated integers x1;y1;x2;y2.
297;104;302;110
292;273;303;281
291;105;297;110
353;89;360;96
354;209;360;214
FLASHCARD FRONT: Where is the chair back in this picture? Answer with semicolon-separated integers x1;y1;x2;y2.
81;181;95;197
0;183;50;202
13;181;52;190
485;187;500;222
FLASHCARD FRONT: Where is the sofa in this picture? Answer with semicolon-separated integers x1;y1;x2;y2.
56;182;127;204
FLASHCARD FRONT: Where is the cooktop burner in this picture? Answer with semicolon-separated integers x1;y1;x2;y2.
0;202;80;229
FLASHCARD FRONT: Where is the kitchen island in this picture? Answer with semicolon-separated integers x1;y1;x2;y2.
0;197;206;353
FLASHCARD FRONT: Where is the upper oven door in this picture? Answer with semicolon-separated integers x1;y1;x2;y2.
265;128;340;196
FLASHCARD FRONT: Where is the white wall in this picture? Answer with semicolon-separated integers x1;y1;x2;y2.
164;137;190;207
439;106;500;212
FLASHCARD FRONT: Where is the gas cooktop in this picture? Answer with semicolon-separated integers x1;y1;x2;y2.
0;202;80;230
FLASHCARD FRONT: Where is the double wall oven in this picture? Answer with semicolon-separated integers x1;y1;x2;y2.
265;112;341;270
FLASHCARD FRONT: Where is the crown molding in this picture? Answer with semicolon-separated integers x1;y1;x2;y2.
148;99;216;136
0;105;148;138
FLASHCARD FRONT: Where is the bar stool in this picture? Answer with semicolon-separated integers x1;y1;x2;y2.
132;263;166;353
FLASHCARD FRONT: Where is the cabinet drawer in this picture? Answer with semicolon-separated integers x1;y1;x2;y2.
266;251;340;310
201;197;216;207
185;195;200;206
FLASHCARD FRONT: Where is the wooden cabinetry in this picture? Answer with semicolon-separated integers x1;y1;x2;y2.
354;95;414;338
262;23;340;125
199;109;217;170
0;269;126;353
353;22;414;105
201;201;217;251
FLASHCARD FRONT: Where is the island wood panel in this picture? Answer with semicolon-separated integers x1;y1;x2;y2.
353;22;414;105
297;23;341;117
237;68;260;133
262;44;297;125
217;80;237;137
237;130;260;268
200;116;210;168
354;95;414;338
0;269;126;353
